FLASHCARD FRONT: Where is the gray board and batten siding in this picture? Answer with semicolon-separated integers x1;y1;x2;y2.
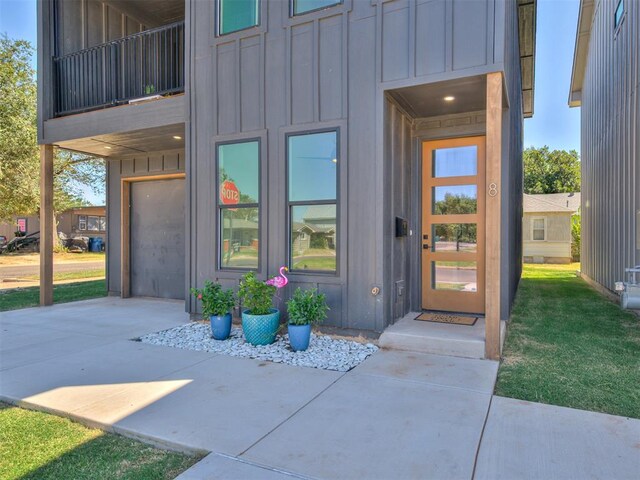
106;150;186;296
570;0;640;292
187;0;528;332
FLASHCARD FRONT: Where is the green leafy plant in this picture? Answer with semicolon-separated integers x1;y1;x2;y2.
286;288;329;326
571;214;581;262
144;84;156;95
190;280;235;317
238;272;276;315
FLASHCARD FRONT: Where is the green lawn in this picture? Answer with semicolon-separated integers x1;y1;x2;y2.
22;269;106;282
0;280;107;311
496;263;640;419
0;403;200;480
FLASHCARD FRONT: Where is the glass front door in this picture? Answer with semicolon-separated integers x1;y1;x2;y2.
421;137;485;314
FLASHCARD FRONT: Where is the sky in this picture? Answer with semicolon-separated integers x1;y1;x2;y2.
0;0;581;204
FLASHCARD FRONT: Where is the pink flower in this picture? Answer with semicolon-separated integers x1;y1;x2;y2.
197;293;203;300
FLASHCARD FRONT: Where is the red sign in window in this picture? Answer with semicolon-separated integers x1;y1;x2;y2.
16;218;27;233
220;180;240;205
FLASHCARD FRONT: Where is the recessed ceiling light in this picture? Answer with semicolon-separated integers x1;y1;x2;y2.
104;146;112;149
444;96;455;102
173;135;182;140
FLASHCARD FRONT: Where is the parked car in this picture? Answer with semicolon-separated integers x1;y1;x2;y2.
0;235;7;246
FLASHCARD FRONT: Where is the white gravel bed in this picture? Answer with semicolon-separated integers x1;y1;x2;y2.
138;322;378;372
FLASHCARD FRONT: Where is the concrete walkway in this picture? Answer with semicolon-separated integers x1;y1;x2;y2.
1;298;638;479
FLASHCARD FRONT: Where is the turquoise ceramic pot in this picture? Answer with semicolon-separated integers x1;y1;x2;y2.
241;309;280;346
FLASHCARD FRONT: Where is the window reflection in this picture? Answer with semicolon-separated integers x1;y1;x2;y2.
291;205;336;272
218;141;259;204
433;146;477;178
432;261;477;291
288;131;337;202
220;208;259;269
432;224;477;252
433;185;477;215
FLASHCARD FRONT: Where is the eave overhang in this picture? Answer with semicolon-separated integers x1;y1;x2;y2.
569;0;595;107
519;0;537;118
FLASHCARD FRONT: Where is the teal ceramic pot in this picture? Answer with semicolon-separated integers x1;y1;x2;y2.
241;309;280;346
210;313;232;340
288;324;312;351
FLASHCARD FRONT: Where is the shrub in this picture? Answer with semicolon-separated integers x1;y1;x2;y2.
286;288;329;326
238;272;276;315
190;280;235;317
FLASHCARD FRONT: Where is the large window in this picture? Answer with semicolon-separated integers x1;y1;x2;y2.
218;0;259;35
78;215;106;232
287;130;338;273
217;140;260;269
292;0;342;16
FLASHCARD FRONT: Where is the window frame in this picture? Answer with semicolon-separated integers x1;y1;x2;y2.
531;216;547;242
290;0;343;17
216;0;261;37
285;128;340;275
78;215;87;231
215;137;262;272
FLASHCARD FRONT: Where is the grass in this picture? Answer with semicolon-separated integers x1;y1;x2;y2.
496;263;640;419
22;269;106;282
0;252;105;266
0;280;107;311
0;403;200;480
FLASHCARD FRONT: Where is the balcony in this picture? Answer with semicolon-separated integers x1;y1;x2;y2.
53;21;184;117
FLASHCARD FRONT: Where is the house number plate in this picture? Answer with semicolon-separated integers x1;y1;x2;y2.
488;183;498;197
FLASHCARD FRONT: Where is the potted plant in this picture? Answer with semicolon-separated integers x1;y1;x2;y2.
238;272;279;345
286;288;329;352
190;281;235;340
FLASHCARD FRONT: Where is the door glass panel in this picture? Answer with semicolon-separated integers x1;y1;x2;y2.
220;207;259;269
432;146;477;178
433;185;477;214
432;261;477;291
432;224;477;252
290;204;336;272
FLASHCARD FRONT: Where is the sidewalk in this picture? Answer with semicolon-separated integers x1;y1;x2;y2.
1;298;638;479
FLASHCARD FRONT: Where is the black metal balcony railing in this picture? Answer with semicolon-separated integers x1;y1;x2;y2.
53;21;184;117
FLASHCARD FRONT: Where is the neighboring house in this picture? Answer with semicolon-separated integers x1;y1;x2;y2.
37;0;536;358
569;0;639;293
523;193;580;264
0;215;41;241
0;206;106;243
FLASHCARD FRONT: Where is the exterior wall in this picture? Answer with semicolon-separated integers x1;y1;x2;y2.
499;0;524;319
106;149;185;295
581;0;640;291
189;0;516;332
523;212;572;263
55;0;147;57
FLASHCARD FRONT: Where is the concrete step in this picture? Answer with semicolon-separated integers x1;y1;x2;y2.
378;313;505;360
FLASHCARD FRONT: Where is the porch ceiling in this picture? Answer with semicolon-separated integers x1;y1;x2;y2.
56;124;185;157
389;76;487;118
103;0;184;28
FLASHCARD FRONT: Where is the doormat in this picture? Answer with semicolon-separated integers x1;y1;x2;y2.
414;312;478;326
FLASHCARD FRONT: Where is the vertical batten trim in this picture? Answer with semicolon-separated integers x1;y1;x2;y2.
485;71;503;360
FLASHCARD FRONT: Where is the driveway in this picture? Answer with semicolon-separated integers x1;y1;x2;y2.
1;298;638;479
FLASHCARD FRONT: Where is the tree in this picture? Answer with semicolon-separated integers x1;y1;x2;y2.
523;146;581;194
0;36;104;222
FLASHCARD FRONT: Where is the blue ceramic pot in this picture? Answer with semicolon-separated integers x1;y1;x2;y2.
210;313;232;340
288;324;312;352
241;309;280;346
